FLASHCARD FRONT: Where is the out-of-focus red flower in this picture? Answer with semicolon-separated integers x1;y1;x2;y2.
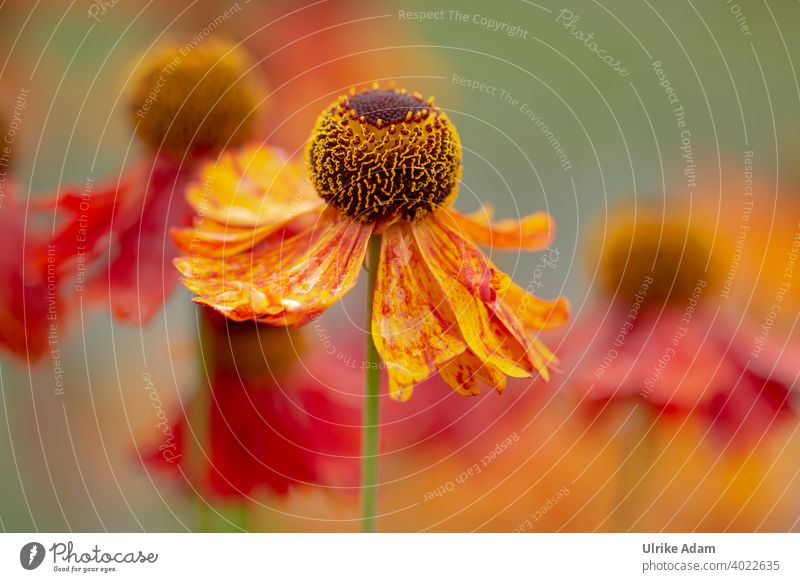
145;311;360;499
42;157;196;324
154;320;551;502
570;308;794;445
43;38;266;325
287;330;550;456
0;185;55;360
566;204;796;447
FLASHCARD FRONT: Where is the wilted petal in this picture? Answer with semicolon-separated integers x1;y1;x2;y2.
446;205;554;251
500;281;570;332
187;144;322;228
172;220;289;258
176;209;372;325
416;212;567;383
439;349;507;396
412;216;531;380
372;223;467;401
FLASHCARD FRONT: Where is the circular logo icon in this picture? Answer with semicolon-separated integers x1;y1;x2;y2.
20;542;46;570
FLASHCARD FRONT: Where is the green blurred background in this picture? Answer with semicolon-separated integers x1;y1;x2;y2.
1;0;798;531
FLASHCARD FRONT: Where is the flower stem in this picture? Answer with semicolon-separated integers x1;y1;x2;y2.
361;234;382;532
191;310;214;531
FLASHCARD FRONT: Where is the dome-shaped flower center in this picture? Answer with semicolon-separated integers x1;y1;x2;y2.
306;87;462;223
600;219;716;306
344;89;426;125
129;39;265;156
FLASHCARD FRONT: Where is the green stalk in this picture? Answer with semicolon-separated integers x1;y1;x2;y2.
361;235;382;532
190;310;214;531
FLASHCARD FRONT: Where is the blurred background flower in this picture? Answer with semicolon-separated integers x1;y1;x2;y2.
0;0;798;532
43;37;267;325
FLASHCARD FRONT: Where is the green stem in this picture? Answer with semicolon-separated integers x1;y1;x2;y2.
361;235;382;532
191;310;214;531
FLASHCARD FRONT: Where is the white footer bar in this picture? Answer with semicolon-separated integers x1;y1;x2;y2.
1;533;797;581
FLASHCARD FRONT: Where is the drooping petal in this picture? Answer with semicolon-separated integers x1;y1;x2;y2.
176;208;372;325
186;144;323;228
413;216;532;380
414;212;568;385
439;349;507;396
175;145;324;257
172;220;296;258
446;205;554;251
437;212;567;375
371;223;467;401
500;280;571;332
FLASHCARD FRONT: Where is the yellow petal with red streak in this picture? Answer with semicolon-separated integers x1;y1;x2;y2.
501;281;571;331
372;222;467;399
412;217;530;379
439;350;507;396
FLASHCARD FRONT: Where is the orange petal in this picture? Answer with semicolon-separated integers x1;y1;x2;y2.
187;144;323;228
171;221;273;257
177;145;324;256
417;212;567;381
171;212;319;258
446;205;554;251
175;208;372;325
439;350;507;396
489;299;559;382
501;281;570;332
412;217;530;379
371;223;467;401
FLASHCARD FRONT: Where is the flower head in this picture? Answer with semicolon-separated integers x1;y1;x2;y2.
598;208;717;305
307;86;461;222
175;85;569;400
130;38;264;156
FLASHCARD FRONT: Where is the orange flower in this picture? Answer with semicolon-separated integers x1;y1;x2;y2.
175;86;569;400
145;311;360;499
